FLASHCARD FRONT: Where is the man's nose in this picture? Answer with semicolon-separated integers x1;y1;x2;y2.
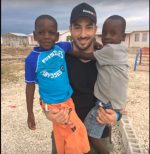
80;28;87;38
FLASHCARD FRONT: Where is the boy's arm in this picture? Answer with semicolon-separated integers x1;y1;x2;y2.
26;83;36;130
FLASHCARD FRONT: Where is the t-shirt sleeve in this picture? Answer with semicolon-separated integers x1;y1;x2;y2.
56;42;72;53
25;56;37;84
93;45;115;65
93;44;128;65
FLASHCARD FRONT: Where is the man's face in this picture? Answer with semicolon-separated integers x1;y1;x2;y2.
34;19;59;50
70;17;97;51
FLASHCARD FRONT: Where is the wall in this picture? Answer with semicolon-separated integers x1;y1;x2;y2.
129;31;149;48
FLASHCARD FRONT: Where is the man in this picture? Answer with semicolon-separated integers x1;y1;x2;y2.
65;3;117;154
26;2;119;154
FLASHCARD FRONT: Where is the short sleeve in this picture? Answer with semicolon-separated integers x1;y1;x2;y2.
93;44;128;66
93;45;115;65
25;55;37;84
56;42;72;53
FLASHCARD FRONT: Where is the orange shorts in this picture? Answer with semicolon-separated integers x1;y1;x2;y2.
40;98;90;154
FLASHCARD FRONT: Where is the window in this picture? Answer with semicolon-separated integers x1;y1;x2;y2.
135;33;140;42
142;32;147;42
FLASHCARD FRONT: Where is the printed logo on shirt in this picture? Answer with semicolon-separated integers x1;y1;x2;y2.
60;65;65;72
42;50;63;64
41;69;63;79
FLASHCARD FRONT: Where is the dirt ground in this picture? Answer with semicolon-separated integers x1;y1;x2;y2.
1;53;149;154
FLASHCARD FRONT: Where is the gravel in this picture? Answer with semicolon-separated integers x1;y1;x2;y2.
1;54;149;154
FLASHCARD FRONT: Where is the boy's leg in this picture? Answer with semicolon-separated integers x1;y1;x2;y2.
89;126;113;154
51;132;57;154
109;126;112;143
90;137;109;154
101;126;113;151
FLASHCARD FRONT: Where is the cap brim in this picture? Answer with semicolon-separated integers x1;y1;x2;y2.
71;14;96;23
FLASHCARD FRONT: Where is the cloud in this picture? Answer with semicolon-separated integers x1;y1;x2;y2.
126;16;148;22
1;0;149;34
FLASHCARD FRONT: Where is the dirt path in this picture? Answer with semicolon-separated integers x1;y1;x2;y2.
1;54;149;154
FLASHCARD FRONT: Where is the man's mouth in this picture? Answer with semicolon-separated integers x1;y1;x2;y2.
79;39;89;45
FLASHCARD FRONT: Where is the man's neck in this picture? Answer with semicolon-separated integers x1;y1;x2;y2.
72;43;94;63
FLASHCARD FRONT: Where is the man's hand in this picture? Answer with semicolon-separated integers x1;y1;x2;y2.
44;108;70;124
96;107;117;125
27;112;36;130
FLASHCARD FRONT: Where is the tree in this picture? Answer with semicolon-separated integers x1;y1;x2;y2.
66;35;72;42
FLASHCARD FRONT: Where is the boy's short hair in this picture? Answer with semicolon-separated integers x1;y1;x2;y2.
70;2;97;24
35;15;58;30
106;15;126;33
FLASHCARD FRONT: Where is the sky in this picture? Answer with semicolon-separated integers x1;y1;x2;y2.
1;0;149;34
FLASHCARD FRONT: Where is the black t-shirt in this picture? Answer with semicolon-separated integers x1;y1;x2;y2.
66;53;109;138
66;53;97;122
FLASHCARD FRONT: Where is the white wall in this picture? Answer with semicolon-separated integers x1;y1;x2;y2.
129;31;149;48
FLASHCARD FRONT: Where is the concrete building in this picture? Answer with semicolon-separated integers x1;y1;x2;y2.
1;27;149;49
1;33;28;47
28;33;38;46
128;30;149;48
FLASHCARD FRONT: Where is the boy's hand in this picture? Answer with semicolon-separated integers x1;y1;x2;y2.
94;41;103;50
27;112;36;130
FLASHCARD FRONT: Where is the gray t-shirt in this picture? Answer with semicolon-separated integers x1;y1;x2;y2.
93;43;129;109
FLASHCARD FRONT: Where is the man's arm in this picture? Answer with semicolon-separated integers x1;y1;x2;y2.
26;83;36;130
44;108;71;124
96;107;126;125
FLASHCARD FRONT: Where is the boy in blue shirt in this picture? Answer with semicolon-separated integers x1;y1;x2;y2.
25;15;90;154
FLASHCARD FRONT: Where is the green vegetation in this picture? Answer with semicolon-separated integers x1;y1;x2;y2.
66;35;72;41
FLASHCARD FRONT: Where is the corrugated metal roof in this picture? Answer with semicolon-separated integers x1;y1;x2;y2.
9;32;27;37
126;26;149;33
59;30;70;35
28;33;33;36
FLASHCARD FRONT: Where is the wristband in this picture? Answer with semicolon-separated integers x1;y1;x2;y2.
116;111;122;121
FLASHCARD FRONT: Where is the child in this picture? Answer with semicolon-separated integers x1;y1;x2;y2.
25;15;90;154
71;15;129;153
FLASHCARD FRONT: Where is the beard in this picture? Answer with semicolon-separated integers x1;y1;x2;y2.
72;39;94;52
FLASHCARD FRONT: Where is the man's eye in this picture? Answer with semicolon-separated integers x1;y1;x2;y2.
86;26;94;29
74;26;81;29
